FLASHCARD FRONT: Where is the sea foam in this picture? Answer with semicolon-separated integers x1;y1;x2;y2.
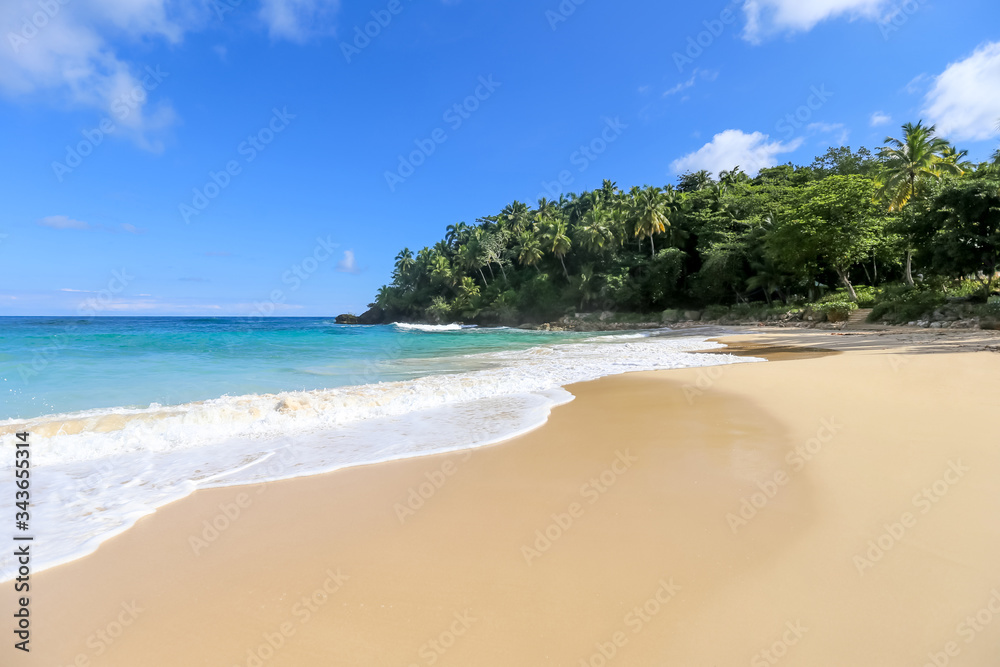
0;334;761;580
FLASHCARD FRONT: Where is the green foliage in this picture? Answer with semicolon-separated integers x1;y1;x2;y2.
913;176;1000;299
868;286;947;324
817;300;858;323
702;305;730;321
373;129;996;325
819;286;876;308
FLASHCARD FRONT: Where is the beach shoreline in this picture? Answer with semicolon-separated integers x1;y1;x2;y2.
20;328;1000;666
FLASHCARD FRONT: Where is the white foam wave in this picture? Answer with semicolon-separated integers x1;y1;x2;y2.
0;336;762;581
393;322;465;332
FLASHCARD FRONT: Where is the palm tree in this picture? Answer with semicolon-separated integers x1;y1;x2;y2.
879;121;964;285
543;220;573;278
536;197;558;223
394;248;415;285
677;170;713;192
500;201;532;233
630;186;672;257
456;239;488;286
516;232;544;273
574;209;614;255
429;254;454;289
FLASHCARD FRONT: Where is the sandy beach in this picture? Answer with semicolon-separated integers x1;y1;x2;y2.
26;329;1000;666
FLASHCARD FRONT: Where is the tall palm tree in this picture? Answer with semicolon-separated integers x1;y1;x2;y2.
516;232;544;273
544;221;573;278
879;121;964;285
456;239;488;286
429;254;454;290
394;248;415;284
630;186;673;257
500;201;531;233
574;209;614;255
536;197;558;223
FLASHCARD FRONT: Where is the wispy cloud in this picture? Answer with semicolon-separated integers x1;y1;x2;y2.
808;121;850;144
37;216;142;233
38;215;89;230
743;0;893;43
870;111;892;127
335;250;363;274
258;0;341;41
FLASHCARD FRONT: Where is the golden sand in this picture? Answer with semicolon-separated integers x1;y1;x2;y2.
25;330;1000;666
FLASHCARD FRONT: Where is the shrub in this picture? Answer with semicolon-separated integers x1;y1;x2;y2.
818;300;858;323
868;287;947;324
661;309;682;324
819;287;876;308
702;305;730;321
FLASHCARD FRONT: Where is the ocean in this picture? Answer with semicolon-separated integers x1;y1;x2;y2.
0;317;761;579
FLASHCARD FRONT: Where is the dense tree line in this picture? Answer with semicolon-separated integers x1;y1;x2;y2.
374;122;1000;324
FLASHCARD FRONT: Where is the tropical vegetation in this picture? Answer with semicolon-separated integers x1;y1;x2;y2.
372;122;1000;326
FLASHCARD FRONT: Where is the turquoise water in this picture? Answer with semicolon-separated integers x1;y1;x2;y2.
0;316;761;581
0;317;584;420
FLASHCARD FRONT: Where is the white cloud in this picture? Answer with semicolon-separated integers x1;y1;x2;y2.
870;111;892;127
38;215;89;230
663;69;719;98
335;250;362;274
259;0;340;41
743;0;892;43
923;41;1000;142
664;74;697;97
670;129;803;177
0;0;338;146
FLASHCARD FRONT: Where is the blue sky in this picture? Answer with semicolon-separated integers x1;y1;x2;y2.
1;0;999;316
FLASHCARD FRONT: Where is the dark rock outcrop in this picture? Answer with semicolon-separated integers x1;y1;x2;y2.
357;307;385;325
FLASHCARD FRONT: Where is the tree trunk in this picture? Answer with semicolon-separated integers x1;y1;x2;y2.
904;250;915;286
649;234;656;257
478;268;489;286
497;261;508;282
837;268;859;302
559;256;569;279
